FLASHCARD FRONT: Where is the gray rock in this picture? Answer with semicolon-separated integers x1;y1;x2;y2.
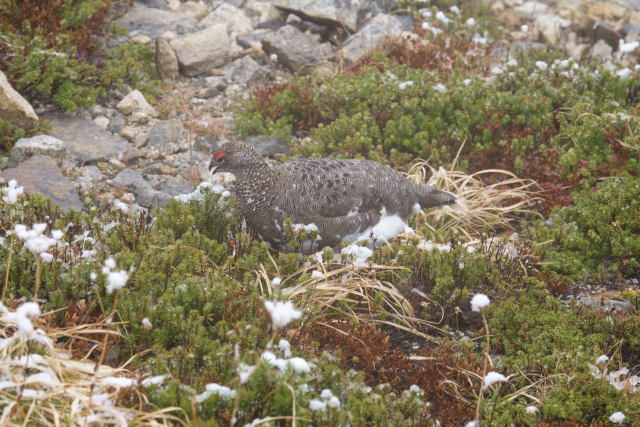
262;25;333;73
145;174;195;195
286;12;331;38
393;14;414;31
147;119;189;152
117;90;159;117
244;0;284;27
616;0;640;11
176;0;209;19
139;190;172;208
221;56;268;84
194;134;219;153
246;135;289;157
170;24;239;76
42;113;130;164
131;34;152;44
155;37;180;80
341;13;404;64
357;0;398;24
535;14;571;44
116;3;197;38
110;168;171;208
130;112;152;124
198;3;253;37
141;0;168;9
256;17;287;31
578;296;634;315
170;150;209;177
93;115;110;130
273;0;360;31
121;147;147;165
223;0;245;7
88;104;106;118
108;113;126;134
198;76;229;98
622;23;640;37
111;168;150;190
237;29;273;49
76;165;103;190
1;155;82;210
0;70;39;129
7;135;66;168
591;39;613;60
513;1;549;18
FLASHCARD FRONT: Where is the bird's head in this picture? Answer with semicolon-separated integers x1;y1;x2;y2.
209;140;265;175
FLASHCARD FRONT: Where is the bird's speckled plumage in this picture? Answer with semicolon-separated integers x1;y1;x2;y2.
210;141;457;250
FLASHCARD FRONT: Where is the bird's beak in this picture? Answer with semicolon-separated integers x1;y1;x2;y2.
209;158;220;174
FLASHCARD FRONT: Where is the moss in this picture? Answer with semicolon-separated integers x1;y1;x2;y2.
489;291;604;376
487;290;640;424
487;373;639;425
383;237;533;322
528;174;640;280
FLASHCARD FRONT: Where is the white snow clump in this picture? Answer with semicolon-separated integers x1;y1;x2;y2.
264;300;301;329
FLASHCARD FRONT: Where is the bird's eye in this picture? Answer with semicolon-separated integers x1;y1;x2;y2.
213;151;225;162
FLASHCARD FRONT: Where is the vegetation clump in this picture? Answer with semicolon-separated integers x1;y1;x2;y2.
529;174;640;280
0;0;159;112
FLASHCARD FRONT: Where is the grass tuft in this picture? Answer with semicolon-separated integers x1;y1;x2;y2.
407;161;541;238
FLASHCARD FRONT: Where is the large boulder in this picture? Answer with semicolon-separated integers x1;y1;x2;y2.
116;3;197;38
261;25;333;73
146;119;189;153
116;90;159;117
6;135;66;168
170;24;239;76
341;14;405;64
155;37;180;80
42;113;129;164
1;155;82;211
272;0;360;31
0;70;38;129
198;3;253;38
221;56;268;84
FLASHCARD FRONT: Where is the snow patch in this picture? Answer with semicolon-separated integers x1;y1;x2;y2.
471;294;490;312
340;244;373;266
100;377;137;388
483;371;507;389
196;383;236;402
174;182;229;203
610;412;625;424
619;39;639;53
264;300;302;329
292;223;318;233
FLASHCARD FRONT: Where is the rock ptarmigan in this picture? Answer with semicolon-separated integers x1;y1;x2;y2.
209;141;457;251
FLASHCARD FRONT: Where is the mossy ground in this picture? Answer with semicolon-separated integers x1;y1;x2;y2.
1;1;640;425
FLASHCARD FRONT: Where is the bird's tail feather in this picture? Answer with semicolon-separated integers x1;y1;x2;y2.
419;188;458;209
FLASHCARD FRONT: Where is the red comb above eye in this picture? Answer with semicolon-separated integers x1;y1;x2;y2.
213;151;225;160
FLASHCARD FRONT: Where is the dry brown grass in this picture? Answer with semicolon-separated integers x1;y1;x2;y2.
407;161;541;239
0;304;184;426
255;260;441;339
